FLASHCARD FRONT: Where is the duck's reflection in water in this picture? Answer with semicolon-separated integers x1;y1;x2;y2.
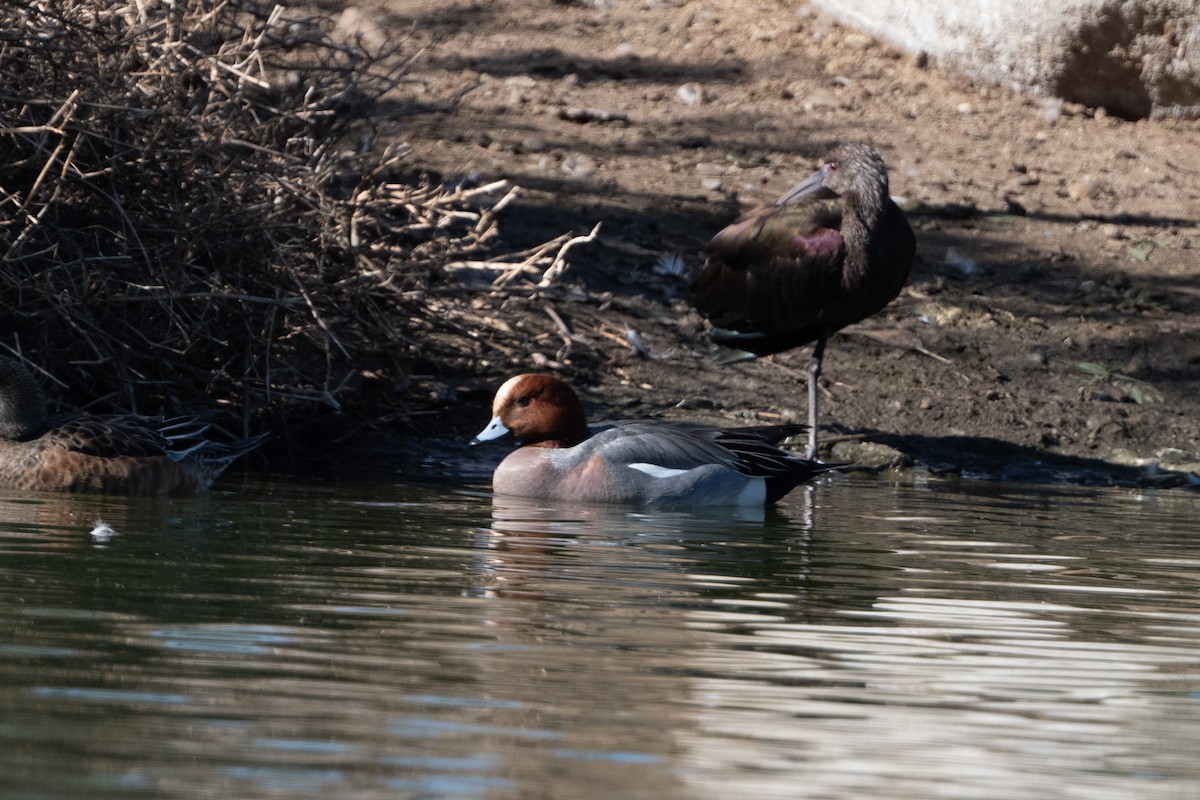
477;487;824;599
464;489;828;798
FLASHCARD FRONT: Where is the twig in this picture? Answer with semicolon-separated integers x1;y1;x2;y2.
538;222;601;287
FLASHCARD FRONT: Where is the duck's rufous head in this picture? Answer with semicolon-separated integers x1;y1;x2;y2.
471;373;588;448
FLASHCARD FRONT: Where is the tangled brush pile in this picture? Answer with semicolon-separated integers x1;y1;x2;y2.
0;0;544;444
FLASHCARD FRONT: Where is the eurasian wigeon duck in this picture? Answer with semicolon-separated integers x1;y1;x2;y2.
0;356;266;494
471;373;837;506
693;142;916;458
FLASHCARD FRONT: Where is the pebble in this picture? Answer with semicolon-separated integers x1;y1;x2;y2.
336;7;387;50
923;304;963;325
1068;176;1104;200
561;152;596;178
700;177;723;190
519;135;549;153
676;82;705;106
829;440;910;471
1038;97;1063;123
803;93;838;112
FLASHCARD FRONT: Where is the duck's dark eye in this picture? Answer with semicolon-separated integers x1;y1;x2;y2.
516;396;532;408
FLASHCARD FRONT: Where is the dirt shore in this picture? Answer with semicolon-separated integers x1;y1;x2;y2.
343;0;1200;487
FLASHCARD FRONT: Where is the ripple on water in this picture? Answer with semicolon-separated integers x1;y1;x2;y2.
0;479;1197;799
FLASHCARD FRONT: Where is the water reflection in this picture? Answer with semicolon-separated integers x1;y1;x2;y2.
0;479;1197;798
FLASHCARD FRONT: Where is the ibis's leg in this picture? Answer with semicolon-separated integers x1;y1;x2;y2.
806;333;829;460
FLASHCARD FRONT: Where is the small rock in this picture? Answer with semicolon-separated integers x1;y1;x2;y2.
1038;97;1063;123
700;177;723;190
561;152;596;179
922;304;963;325
676;82;705;106
1068;176;1104;200
1157;448;1190;464
336;7;387;50
829;440;910;471
803;93;838;112
519;135;549;153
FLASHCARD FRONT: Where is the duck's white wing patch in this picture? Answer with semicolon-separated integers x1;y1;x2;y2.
627;462;690;479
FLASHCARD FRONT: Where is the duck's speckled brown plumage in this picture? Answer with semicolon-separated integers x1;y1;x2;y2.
693;142;916;457
0;356;266;494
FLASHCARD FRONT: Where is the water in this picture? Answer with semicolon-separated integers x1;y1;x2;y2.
0;475;1198;799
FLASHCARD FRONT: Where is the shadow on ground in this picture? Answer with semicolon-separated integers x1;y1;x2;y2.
861;431;1177;486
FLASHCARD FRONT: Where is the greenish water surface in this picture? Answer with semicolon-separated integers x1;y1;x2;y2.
0;474;1197;799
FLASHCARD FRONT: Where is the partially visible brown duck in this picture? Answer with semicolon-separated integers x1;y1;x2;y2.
0;356;266;494
693;142;916;458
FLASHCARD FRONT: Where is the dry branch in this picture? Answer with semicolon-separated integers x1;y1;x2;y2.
0;0;609;444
